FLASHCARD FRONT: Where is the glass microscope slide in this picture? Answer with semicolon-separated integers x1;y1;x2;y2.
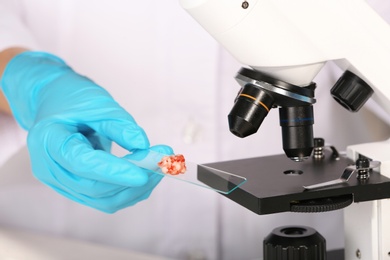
124;149;247;194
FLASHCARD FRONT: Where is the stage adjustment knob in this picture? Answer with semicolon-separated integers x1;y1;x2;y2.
263;226;326;260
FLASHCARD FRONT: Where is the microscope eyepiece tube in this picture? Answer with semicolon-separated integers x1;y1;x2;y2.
279;106;314;161
228;84;274;138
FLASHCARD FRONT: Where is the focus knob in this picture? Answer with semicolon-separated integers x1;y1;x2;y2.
263;226;326;260
331;70;373;112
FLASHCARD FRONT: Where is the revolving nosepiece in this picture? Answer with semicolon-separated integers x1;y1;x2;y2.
228;67;316;161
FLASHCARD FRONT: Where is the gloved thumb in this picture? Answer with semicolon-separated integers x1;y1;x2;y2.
123;145;174;172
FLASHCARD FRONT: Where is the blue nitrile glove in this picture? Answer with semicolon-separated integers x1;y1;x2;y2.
0;51;173;213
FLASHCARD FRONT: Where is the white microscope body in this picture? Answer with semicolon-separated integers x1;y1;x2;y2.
180;0;390;259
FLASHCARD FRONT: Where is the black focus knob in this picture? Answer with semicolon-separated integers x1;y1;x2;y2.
263;226;326;260
331;70;373;112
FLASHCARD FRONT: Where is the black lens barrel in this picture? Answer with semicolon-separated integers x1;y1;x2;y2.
228;84;274;138
279;106;314;161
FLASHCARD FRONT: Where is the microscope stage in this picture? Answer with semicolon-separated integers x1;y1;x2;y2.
198;150;390;215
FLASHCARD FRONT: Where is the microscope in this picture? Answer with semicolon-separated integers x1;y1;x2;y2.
179;0;390;259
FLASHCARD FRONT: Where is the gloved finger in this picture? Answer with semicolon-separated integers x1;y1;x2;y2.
32;122;150;187
106;173;163;212
123;144;174;172
82;130;112;152
47;172;163;213
40;145;170;198
123;145;174;162
88;117;150;151
39;162;129;198
28;123;139;197
149;144;174;156
42;177;127;203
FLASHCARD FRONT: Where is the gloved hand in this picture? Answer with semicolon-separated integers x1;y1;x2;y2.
1;51;172;213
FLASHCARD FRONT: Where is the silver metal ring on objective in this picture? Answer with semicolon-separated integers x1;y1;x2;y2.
235;73;316;104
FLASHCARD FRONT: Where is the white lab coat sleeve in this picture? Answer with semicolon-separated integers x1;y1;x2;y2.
0;0;38;52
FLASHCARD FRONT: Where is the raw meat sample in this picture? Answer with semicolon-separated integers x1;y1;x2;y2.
158;154;187;175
